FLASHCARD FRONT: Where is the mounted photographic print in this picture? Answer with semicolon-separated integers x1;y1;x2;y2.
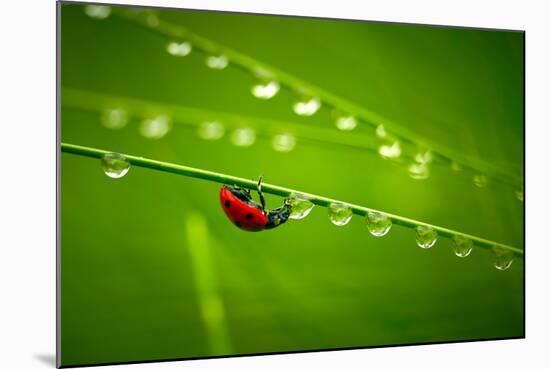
57;1;525;367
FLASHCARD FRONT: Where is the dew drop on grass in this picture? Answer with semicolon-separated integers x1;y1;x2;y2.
287;193;314;220
335;116;358;131
140;115;171;139
198;121;224;140
84;5;111;19
408;163;430;180
516;189;524;202
101;153;130;179
415;151;433;164
376;124;387;138
473;174;489;188
293;97;321;116
166;41;192;56
231;128;255;147
146;13;160;28
452;235;473;257
206;55;229;69
366;211;392;237
493;247;514;271
415;225;438;249
251;68;279;99
272;133;296;152
101;108;128;130
378;141;401;159
251;80;280;99
328;202;352;226
451;161;463;171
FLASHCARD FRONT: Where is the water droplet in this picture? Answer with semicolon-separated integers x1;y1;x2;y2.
378;141;401;159
206;55;229;70
166;41;192;56
493;247;514;271
415;151;433;164
452;235;473;257
231;128;255;147
376;124;387;138
197;121;224;140
251;80;280;99
139;115;171;139
272;133;296;152
366;211;392;237
473;174;489;188
146;13;160;28
101;108;128;130
101;153;130;179
293;97;321;116
328;202;352;226
408;163;430;180
287;193;314;220
415;225;438;249
335;116;358;131
451;161;463;171
252;67;272;77
516;189;524;202
84;5;111;19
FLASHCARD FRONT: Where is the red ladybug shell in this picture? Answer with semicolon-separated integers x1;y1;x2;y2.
220;186;268;231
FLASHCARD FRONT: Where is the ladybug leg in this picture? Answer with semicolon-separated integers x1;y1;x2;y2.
257;175;267;213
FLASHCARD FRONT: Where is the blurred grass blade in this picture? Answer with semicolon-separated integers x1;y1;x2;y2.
184;212;232;355
61;87;520;189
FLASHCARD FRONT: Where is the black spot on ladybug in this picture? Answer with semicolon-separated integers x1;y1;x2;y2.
246;213;253;220
225;200;231;208
235;221;241;228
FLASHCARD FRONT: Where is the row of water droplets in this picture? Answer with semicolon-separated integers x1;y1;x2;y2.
165;32;327;122
377;132;523;201
179;17;522;198
85;4;523;200
101;106;297;152
162;9;524;200
100;150;516;271
84;7;413;154
85;5;322;121
102;107;524;201
100;101;525;199
183;33;525;197
90;2;296;154
282;193;514;270
159;8;524;198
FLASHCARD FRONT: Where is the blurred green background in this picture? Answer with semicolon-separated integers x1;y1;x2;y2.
60;2;524;367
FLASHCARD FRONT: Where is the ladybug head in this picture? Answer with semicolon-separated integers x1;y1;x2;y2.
265;199;292;229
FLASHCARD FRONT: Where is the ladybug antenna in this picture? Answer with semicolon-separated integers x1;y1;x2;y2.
257;175;266;213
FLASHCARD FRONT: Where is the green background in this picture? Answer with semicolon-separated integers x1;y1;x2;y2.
60;2;524;367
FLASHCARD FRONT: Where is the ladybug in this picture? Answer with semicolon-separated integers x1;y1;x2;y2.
220;176;291;231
